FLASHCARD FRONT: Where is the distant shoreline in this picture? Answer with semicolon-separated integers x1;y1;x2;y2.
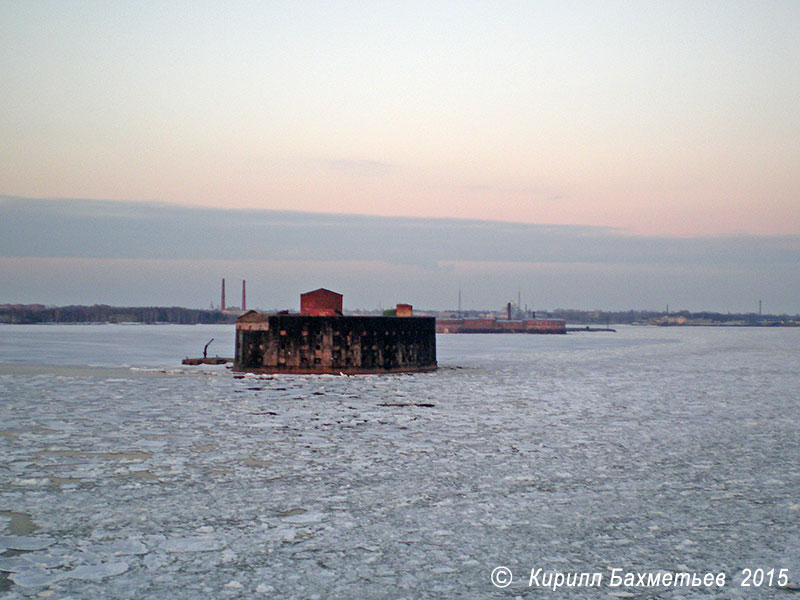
0;304;235;325
2;304;798;327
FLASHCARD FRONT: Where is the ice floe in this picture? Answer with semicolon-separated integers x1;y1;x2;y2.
280;510;325;524
8;568;66;588
0;553;65;572
0;535;55;551
87;538;148;556
65;561;130;581
1;325;800;598
161;537;224;553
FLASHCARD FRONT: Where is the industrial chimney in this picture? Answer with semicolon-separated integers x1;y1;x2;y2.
242;280;246;312
221;278;226;312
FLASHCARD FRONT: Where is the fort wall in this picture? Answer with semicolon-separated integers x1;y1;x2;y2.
235;313;437;374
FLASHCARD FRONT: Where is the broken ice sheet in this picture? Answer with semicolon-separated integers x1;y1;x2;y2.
141;552;163;571
280;510;325;524
87;538;148;556
66;561;129;581
2;325;800;598
0;535;55;551
161;536;224;552
8;568;66;588
263;527;298;542
0;553;65;572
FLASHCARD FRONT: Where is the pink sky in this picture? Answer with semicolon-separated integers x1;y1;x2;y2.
2;2;799;237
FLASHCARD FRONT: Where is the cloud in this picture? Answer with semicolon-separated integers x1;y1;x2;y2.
2;195;799;312
2;195;798;268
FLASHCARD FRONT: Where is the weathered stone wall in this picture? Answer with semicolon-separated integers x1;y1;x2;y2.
235;315;437;374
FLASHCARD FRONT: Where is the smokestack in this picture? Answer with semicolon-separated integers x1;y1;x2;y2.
221;278;226;312
242;280;246;311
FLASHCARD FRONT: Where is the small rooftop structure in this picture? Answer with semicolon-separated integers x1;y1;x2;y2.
300;288;343;316
395;303;413;317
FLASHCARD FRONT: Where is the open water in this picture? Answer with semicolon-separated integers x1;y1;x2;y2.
0;324;798;598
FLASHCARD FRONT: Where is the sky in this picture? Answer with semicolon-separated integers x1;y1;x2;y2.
1;2;799;312
2;196;798;313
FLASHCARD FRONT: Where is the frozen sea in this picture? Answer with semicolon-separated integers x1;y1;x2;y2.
0;324;798;598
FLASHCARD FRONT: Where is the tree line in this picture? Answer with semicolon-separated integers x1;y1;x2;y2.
0;305;236;324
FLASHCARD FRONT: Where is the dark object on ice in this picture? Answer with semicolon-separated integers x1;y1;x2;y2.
182;339;233;365
182;356;233;365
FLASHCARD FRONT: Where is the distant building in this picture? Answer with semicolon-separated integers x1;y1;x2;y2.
436;317;566;334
